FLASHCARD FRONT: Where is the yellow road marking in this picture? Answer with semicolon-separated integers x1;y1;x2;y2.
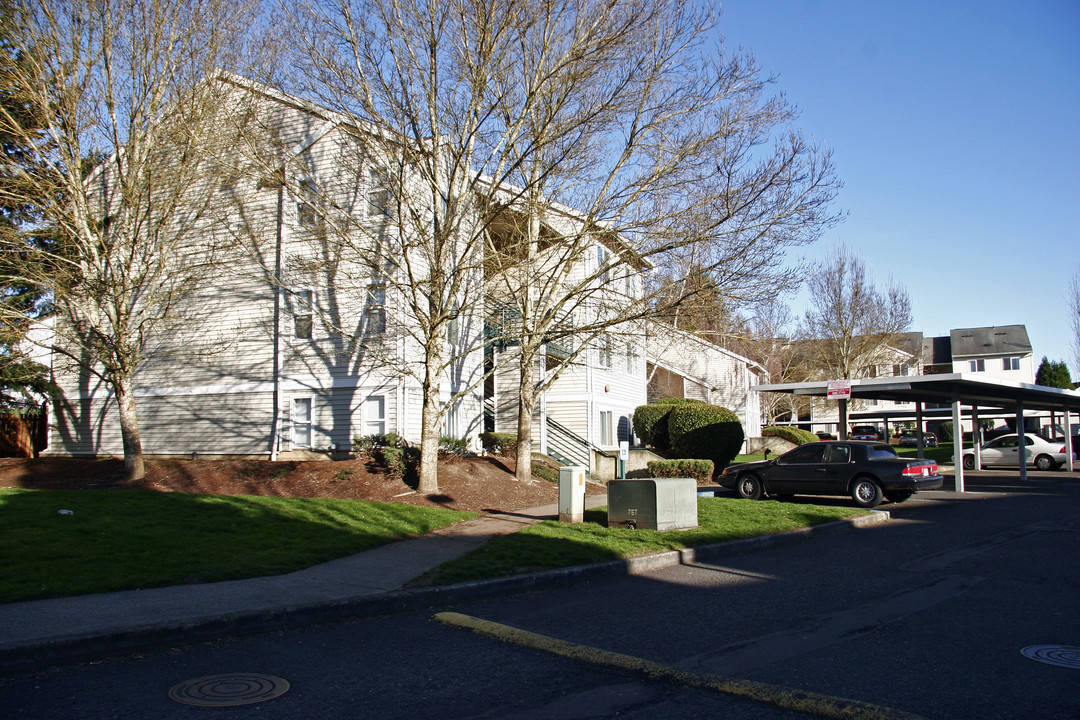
434;611;927;720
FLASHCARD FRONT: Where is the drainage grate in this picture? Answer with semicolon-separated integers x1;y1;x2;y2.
168;673;290;707
1020;645;1080;670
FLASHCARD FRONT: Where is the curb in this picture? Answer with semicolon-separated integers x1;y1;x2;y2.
0;511;889;676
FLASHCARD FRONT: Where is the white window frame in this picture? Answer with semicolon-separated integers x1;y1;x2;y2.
597;334;612;369
969;359;985;372
1003;357;1020;371
625;341;637;375
293;288;315;340
297;178;320;227
290;396;314;450
597;244;610;283
364;395;386;437
599;410;613;447
367;166;390;218
365;283;386;335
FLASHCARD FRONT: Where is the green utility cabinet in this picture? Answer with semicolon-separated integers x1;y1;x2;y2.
607;477;698;531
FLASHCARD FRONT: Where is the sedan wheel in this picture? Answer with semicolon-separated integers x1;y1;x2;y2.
1035;454;1056;471
850;478;883;508
962;455;975;470
736;473;763;500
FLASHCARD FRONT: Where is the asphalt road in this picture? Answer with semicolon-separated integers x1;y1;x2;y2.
3;471;1078;719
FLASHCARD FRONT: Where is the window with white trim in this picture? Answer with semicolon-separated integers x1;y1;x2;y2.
297;179;320;227
293;288;314;339
625;341;638;375
365;283;386;334
1002;357;1020;371
597;244;610;283
364;395;386;436
367;166;389;218
969;359;985;372
599;410;613;447
291;397;313;449
597;334;612;368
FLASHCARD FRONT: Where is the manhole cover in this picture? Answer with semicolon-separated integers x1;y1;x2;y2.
1021;645;1080;670
168;673;290;706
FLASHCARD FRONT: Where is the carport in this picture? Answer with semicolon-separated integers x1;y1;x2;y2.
755;373;1080;491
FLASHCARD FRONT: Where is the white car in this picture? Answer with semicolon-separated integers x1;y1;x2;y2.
962;433;1077;471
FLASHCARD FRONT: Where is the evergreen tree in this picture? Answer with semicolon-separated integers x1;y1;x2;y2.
0;0;54;406
1035;356;1073;389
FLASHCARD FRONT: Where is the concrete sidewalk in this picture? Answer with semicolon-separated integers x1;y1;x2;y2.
0;495;608;674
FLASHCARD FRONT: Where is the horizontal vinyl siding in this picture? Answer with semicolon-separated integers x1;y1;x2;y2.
545;400;588;439
48;390;275;457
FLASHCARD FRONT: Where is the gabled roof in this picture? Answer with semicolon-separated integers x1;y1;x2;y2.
949;325;1031;359
646;321;766;374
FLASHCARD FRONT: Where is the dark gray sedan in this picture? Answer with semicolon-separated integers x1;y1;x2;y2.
720;441;943;508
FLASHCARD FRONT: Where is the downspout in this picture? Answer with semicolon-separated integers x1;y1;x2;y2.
269;182;284;460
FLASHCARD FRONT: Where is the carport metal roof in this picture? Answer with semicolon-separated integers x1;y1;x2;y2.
754;373;1080;490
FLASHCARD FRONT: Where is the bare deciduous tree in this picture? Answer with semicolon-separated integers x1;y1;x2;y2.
287;0;839;487
1070;266;1080;378
482;0;840;479
799;244;913;382
0;0;269;479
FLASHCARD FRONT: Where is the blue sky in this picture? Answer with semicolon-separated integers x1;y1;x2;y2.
717;0;1080;375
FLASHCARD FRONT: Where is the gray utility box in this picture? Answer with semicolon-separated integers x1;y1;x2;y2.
607;477;699;531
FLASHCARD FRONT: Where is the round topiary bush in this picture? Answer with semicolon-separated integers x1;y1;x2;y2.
762;426;819;445
667;403;744;476
632;404;673;450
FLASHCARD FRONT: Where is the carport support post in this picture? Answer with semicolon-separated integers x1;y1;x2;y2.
838;398;848;440
1066;407;1075;472
1017;399;1028;482
952;392;965;493
972;405;982;469
915;403;925;460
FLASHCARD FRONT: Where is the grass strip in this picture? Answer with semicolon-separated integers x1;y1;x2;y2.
0;488;475;603
423;497;864;585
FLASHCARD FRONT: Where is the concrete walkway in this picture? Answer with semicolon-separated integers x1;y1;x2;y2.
0;495;609;674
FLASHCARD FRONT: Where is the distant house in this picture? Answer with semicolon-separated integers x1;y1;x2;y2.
943;325;1034;383
786;332;925;437
645;323;765;445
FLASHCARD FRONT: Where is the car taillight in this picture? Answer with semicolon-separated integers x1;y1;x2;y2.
902;463;936;477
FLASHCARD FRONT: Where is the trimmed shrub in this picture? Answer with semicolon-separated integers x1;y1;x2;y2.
762;426;819;445
480;432;517;456
647;458;715;484
633;398;706;450
632;404;672;450
667;403;744;475
938;421;954;442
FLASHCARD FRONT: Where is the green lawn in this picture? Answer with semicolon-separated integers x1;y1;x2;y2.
894;442;957;463
0;489;475;603
420;497;866;586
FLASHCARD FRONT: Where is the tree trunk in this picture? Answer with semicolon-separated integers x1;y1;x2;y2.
416;341;444;495
112;374;145;481
515;346;535;481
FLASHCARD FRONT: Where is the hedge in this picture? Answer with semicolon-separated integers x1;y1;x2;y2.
480;432;517;456
762;426;819;445
647;459;715;484
667;403;744;476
